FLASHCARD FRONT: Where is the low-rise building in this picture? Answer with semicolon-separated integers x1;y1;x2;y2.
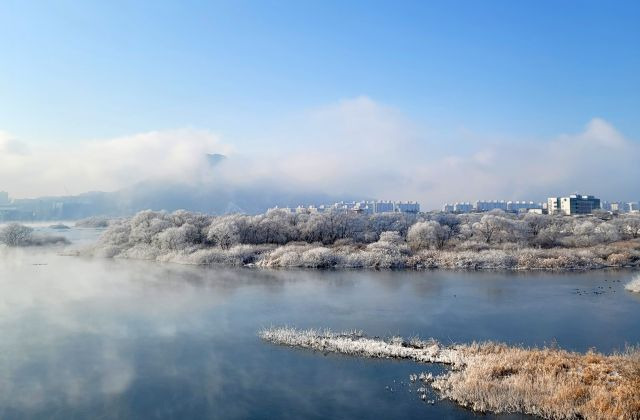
394;201;420;213
507;201;543;213
475;200;508;212
602;201;625;213
453;202;473;213
373;201;395;213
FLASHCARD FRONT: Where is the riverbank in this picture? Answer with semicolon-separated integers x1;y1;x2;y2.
260;327;640;420
84;239;640;271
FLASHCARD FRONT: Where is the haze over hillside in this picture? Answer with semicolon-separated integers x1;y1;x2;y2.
0;153;361;219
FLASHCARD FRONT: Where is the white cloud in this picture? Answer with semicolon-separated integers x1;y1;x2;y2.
410;118;639;206
0;131;30;155
225;97;639;207
1;97;638;209
0;128;231;197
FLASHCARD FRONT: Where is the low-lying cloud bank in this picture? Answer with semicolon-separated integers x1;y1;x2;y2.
1;97;638;209
0;129;230;198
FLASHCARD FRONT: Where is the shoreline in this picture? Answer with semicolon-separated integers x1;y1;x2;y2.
81;243;640;272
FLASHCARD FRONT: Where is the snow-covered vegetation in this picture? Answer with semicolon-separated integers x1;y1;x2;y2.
0;223;69;247
260;327;640;420
625;275;640;293
87;209;640;270
74;216;114;228
258;326;461;364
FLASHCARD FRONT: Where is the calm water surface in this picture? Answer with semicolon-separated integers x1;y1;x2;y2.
0;229;638;419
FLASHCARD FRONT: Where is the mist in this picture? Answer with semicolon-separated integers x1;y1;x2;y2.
1;97;639;212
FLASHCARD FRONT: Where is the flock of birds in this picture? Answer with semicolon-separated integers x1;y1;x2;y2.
573;278;622;296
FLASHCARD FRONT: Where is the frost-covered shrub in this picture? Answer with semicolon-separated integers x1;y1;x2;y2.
155;223;201;251
207;217;241;249
75;216;112;228
406;250;440;269
615;214;640;239
0;224;34;246
407;221;451;250
455;240;491;252
97;221;131;247
119;243;161;260
128;211;172;244
301;247;343;268
606;252;632;266
184;244;271;265
625;275;640;293
360;231;410;268
258;243;313;268
0;223;69;247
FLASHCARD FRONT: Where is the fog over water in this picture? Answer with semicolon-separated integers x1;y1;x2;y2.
0;228;638;419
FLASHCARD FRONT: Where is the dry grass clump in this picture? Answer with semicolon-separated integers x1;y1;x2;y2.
434;343;640;420
260;327;640;420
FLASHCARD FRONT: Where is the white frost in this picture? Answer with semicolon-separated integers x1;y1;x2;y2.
624;274;640;293
258;326;463;365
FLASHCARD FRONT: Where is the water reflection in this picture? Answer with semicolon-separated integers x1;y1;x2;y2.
0;247;638;419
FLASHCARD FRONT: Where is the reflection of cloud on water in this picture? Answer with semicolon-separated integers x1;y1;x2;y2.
0;249;382;412
0;248;242;409
0;334;134;408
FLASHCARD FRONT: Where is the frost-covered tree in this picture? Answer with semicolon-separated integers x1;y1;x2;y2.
0;224;34;246
472;215;509;244
407;221;451;250
434;213;461;236
129;211;172;244
156;223;200;251
207;217;241;249
362;231;410;268
594;222;620;243
615;215;640;239
522;213;551;245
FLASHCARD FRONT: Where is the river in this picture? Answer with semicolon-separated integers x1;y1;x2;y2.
0;227;638;419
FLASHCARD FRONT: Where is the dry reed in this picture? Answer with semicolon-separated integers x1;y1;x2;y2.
260;327;640;420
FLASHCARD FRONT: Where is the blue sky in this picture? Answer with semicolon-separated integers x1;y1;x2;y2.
0;1;639;204
1;0;638;145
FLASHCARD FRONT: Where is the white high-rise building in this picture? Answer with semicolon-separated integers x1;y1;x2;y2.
393;201;420;213
453;202;473;213
474;200;508;212
442;204;454;212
